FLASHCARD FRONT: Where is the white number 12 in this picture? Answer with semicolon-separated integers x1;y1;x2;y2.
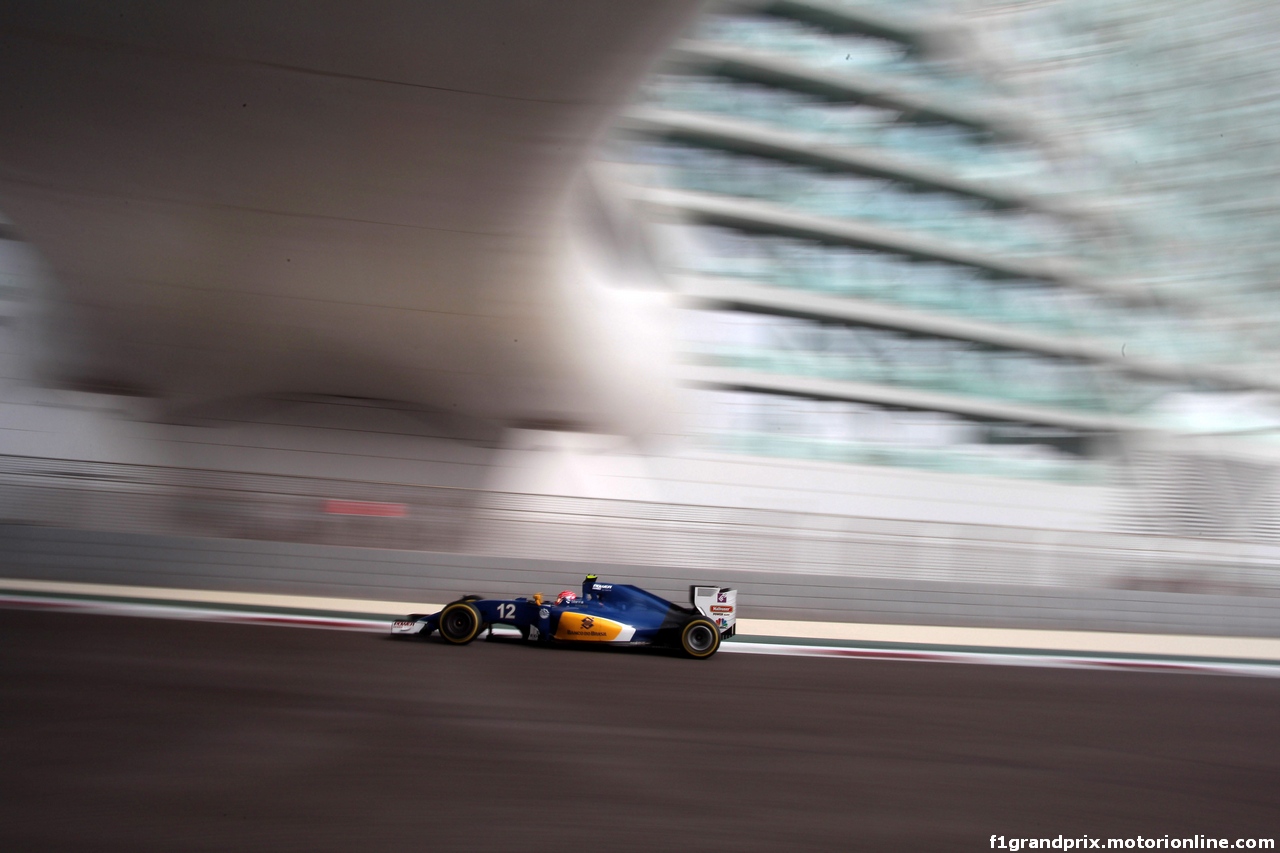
496;603;516;619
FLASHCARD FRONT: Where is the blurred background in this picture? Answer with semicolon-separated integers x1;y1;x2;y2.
0;0;1279;634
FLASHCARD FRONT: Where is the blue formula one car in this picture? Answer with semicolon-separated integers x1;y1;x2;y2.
390;574;737;659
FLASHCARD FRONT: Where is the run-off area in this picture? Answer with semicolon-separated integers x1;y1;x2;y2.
1;610;1277;852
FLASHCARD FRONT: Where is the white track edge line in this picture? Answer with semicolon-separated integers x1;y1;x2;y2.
717;640;1280;678
6;577;1280;661
5;593;1279;678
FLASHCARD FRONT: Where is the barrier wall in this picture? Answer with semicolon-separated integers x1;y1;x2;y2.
1;524;1277;637
0;455;1276;596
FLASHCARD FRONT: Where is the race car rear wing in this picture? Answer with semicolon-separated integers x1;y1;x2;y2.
691;586;737;637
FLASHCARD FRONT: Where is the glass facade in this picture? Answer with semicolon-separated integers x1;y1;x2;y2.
604;0;1280;481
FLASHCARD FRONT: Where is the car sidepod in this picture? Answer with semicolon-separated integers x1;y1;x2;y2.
551;610;637;642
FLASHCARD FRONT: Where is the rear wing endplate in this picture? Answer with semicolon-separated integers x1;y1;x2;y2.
690;586;737;636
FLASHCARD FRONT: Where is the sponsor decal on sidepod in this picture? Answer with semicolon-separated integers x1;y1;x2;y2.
553;612;632;642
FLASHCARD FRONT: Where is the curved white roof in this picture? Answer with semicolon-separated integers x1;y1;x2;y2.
0;1;700;433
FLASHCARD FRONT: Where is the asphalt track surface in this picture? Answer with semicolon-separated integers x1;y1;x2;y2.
2;610;1278;852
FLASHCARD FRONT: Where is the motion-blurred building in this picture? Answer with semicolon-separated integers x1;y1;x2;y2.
0;1;1278;611
605;0;1280;541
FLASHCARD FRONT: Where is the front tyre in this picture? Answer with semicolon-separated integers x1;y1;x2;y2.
679;618;721;659
438;602;483;645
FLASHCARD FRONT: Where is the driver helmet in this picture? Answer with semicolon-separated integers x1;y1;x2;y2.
555;590;577;605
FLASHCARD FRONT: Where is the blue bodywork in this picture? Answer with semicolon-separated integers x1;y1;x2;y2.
391;575;735;655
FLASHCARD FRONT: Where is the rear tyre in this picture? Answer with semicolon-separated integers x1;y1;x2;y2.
438;601;483;645
679;618;721;659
